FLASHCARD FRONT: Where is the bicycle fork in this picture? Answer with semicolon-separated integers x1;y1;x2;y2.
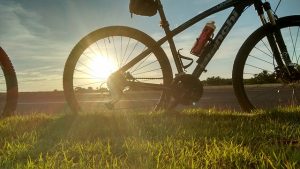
256;1;297;79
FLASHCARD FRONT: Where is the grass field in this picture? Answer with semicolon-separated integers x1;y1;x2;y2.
1;108;300;168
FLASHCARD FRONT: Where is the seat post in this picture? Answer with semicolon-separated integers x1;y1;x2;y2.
156;0;184;73
156;0;170;32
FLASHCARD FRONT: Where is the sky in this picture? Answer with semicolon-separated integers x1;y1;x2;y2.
0;0;299;92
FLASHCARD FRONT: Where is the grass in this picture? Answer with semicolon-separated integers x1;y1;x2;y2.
0;107;300;168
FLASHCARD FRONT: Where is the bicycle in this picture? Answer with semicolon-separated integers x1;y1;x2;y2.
63;0;300;113
0;47;18;117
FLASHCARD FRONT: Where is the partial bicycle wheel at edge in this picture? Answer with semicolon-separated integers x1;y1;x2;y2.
63;26;173;113
233;15;300;112
0;47;18;117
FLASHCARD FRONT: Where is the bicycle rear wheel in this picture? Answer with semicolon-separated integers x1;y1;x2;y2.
0;47;18;117
233;16;300;111
63;26;172;113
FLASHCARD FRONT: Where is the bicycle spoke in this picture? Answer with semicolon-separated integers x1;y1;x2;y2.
87;46;98;57
249;54;274;65
130;47;150;72
254;46;273;59
121;38;131;66
77;60;95;73
95;41;105;57
111;36;120;68
132;60;159;74
74;68;103;79
82;51;95;63
122;40;140;68
119;48;153;73
120;36;123;66
104;38;109;59
289;27;296;62
132;67;162;76
245;64;273;73
260;39;273;57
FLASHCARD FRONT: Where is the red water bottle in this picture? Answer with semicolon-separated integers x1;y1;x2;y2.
191;21;216;56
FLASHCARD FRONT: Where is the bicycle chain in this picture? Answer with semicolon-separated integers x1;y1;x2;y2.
133;77;163;80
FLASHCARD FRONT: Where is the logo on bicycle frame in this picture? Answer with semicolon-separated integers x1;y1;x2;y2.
206;10;239;61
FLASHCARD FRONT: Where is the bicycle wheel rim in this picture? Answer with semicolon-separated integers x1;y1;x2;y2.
64;26;172;113
0;47;18;116
237;18;300;111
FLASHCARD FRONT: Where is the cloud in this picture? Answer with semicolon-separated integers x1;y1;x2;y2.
0;1;46;44
0;0;297;91
0;1;70;91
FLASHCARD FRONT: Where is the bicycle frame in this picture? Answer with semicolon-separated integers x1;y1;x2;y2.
156;0;252;77
119;0;255;75
119;0;285;89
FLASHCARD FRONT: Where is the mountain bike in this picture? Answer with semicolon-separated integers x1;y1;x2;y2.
63;0;300;113
0;47;18;117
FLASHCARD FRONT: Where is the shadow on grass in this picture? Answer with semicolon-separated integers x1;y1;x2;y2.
31;107;300;144
2;108;299;157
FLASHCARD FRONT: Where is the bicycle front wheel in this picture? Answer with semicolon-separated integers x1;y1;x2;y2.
0;47;18;117
63;26;172;113
233;15;300;111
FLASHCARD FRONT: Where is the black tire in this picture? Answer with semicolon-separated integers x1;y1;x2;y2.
0;47;18;117
63;26;172;113
233;15;300;112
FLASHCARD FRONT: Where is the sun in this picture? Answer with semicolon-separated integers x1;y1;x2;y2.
89;55;118;80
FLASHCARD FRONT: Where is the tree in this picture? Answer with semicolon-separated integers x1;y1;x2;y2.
204;76;232;86
252;70;277;84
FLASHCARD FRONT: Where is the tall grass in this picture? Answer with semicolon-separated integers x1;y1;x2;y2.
0;107;300;168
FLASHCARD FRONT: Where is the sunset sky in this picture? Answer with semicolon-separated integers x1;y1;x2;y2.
0;0;299;91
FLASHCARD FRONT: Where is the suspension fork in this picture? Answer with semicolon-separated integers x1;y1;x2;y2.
264;2;293;66
255;1;292;74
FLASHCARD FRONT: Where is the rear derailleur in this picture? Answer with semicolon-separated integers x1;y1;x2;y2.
104;72;134;109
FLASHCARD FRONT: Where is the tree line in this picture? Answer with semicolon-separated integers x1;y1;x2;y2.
203;70;278;86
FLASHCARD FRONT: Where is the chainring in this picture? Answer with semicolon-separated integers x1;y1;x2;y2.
170;74;203;105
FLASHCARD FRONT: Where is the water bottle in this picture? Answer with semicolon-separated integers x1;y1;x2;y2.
191;21;216;56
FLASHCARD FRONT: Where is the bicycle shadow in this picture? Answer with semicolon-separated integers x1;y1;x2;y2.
5;108;300;162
